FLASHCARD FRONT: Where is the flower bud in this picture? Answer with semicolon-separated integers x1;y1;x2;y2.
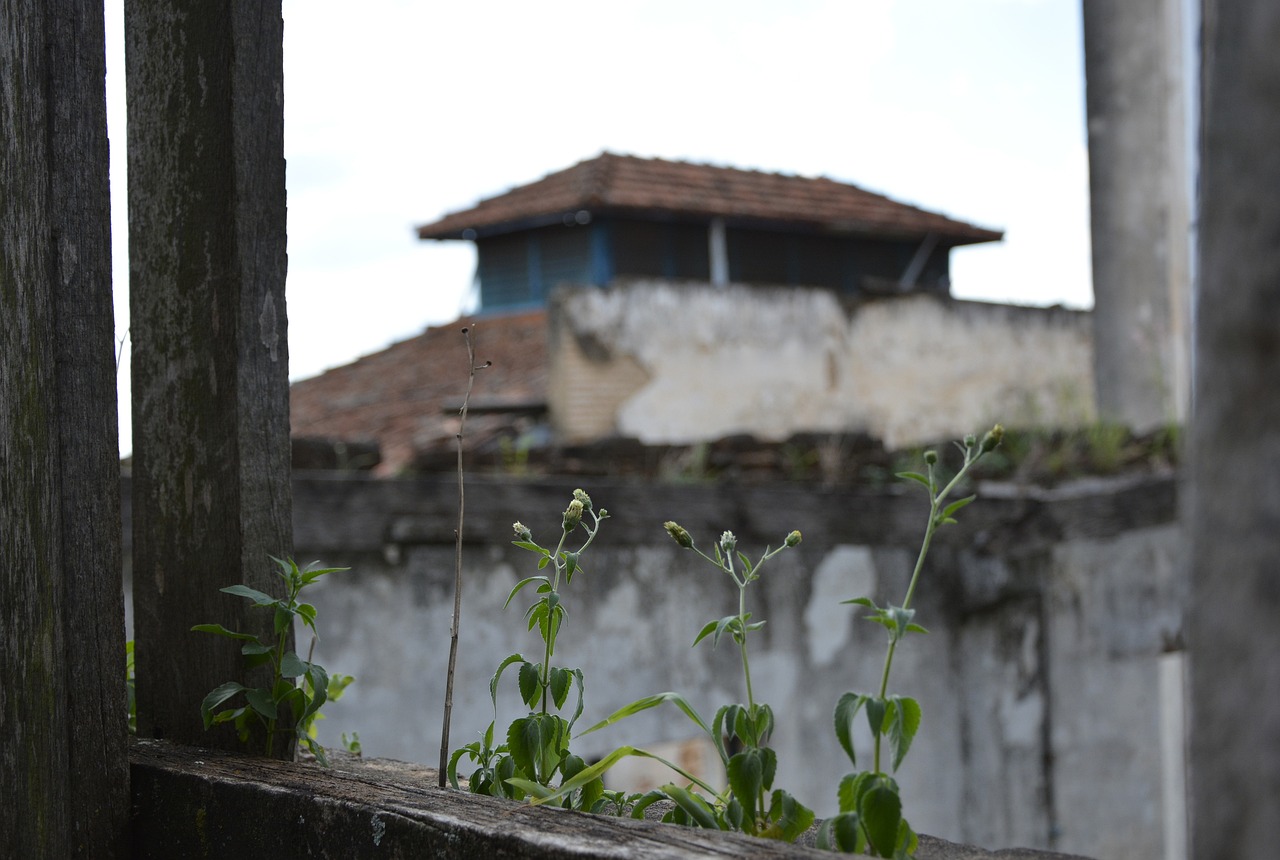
720;531;737;555
563;499;584;532
664;521;694;549
964;434;977;449
513;522;532;542
785;530;802;548
980;424;1005;454
924;450;938;465
573;488;593;511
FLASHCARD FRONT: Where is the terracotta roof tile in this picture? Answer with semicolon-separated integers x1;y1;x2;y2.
290;309;547;475
417;152;1001;245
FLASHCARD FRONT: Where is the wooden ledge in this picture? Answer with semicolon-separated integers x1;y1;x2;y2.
129;740;1092;859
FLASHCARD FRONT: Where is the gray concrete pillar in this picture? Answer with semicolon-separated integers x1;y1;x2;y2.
1082;0;1191;431
1187;1;1280;855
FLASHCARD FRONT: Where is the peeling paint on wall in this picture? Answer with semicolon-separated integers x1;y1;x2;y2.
549;282;1094;448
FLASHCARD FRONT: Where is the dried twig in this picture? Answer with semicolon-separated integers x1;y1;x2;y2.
439;327;489;787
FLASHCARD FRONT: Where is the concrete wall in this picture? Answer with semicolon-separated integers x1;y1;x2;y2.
547;282;1094;449
124;471;1183;859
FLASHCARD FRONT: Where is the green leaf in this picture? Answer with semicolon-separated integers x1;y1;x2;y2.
759;745;777;792
297;560;348;585
244;686;277;720
661;784;721;830
240;641;273;656
691;619;720;648
886;606;916;642
886;696;922;772
199;682;247;729
489;653;526;711
220;584;277;606
834;692;867;766
507;716;543;781
727;750;764;817
296;602;318;633
767;789;815;843
190;623;260;643
280;651;307;679
753;704;775;748
866;696;887;737
549;667;571;711
731;704;750;746
504;576;549;610
693;613;740;649
841;596;877;608
326;673;355;702
301;664;330;723
896;817;919;858
273;605;293;635
711;706;731;763
512;540;549;555
860;777;903;858
505;777;556;800
821;811;864;852
446;747;471;789
566;668;587;733
578;692;712;741
942;494;977;519
724;796;744;831
562;551;578;583
837;771;874;814
895;471;932;490
518;661;541;708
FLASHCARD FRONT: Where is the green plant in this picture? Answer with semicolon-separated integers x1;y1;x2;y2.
573;524;814;843
817;425;1003;857
126;639;136;735
341;730;362;756
446;489;612;809
193;556;349;766
301;670;356;754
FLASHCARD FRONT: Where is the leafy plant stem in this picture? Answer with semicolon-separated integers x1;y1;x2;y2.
738;582;756;712
540;528;570;714
873;443;989;776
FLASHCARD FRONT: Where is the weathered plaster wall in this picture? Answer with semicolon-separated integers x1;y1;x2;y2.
547;282;1094;448
123;470;1182;859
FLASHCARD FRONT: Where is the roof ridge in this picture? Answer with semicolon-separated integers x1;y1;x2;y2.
417;154;1002;245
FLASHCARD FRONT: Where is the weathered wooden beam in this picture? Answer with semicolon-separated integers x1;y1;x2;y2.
129;740;1093;859
126;0;293;753
0;0;128;854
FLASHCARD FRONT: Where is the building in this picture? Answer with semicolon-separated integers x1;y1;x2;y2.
292;154;1091;474
415;152;1003;310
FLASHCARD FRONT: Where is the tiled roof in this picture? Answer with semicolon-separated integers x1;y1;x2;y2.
290;309;547;475
417;152;1002;245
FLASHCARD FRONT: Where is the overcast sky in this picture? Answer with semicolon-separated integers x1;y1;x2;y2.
105;0;1090;454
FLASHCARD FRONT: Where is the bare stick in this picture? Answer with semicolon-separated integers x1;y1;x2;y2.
439;327;489;787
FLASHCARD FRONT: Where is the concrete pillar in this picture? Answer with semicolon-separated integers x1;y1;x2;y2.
1187;1;1280;855
1082;0;1191;431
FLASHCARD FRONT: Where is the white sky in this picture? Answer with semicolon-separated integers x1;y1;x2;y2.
105;0;1091;455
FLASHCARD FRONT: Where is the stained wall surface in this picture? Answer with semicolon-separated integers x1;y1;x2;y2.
547;283;1094;448
124;471;1183;859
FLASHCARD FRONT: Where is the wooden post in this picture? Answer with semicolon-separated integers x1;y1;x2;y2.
126;0;294;753
0;0;128;855
1188;2;1280;854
